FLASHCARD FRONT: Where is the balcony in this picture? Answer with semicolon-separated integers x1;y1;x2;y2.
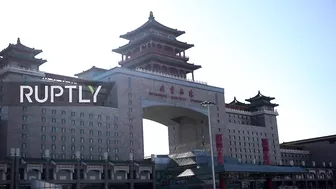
119;48;189;64
135;67;208;85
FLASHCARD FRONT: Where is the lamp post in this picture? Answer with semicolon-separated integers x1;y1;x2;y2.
201;100;216;189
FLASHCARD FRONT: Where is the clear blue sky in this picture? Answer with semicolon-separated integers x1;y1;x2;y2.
1;0;335;156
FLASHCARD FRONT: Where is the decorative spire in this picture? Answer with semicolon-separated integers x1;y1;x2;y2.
234;96;237;102
149;11;155;20
17;38;21;44
258;90;261;96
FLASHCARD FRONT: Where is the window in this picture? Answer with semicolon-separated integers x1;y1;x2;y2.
80;137;84;143
22;106;27;112
51;127;56;132
52;118;56;123
61;136;66;141
22;115;27;121
129;118;133;123
115;148;119;153
61;128;66;132
129;108;132;112
114;116;118;121
62;119;66;124
52;109;56;114
71;129;75;134
71;120;75;125
42;108;46;113
89;114;93;118
80;121;84;126
114;124;118;129
115;140;119;144
51;136;56;141
114;132;118;136
22;134;27;139
71;137;75;142
89;130;93;135
71;112;75;116
80;112;84;117
80;129;84;134
22;143;27;148
98;139;102;144
98;115;101;119
41;135;46;140
89;138;93;143
89;122;93;126
98;123;101;127
22;124;27;130
62;111;66;115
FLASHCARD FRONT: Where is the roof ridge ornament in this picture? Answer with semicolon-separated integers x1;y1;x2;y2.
17;38;21;44
149;11;155;20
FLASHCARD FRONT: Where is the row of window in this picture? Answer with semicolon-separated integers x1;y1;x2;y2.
230;152;278;160
20;152;122;160
228;129;276;137
282;153;309;159
22;107;119;121
22;116;133;127
21;133;135;140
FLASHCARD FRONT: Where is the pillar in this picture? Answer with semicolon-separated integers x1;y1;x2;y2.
192;71;194;81
37;170;41;180
266;178;273;189
219;175;227;189
10;156;15;189
182;51;185;57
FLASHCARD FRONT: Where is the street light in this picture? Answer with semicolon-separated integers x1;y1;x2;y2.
201;100;216;189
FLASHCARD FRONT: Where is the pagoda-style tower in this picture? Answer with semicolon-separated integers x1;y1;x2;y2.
112;11;201;80
245;90;279;112
0;38;46;78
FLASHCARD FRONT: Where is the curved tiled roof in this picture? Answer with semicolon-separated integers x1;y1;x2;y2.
120;11;185;40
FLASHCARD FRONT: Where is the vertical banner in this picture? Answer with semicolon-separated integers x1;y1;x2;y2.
216;134;224;165
262;138;270;165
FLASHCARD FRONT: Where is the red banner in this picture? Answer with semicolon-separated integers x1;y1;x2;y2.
216;134;224;165
262;138;270;165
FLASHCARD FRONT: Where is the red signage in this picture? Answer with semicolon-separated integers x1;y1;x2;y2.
216;134;224;165
262;138;270;165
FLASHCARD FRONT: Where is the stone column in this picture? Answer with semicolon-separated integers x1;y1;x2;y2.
104;152;109;189
76;151;81;189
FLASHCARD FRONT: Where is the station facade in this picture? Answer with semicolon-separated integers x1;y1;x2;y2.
0;11;333;189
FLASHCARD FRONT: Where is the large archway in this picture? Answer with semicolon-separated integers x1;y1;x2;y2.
142;105;209;154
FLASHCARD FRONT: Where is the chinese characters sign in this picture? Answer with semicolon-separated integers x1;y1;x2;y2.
148;84;202;103
159;85;194;98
